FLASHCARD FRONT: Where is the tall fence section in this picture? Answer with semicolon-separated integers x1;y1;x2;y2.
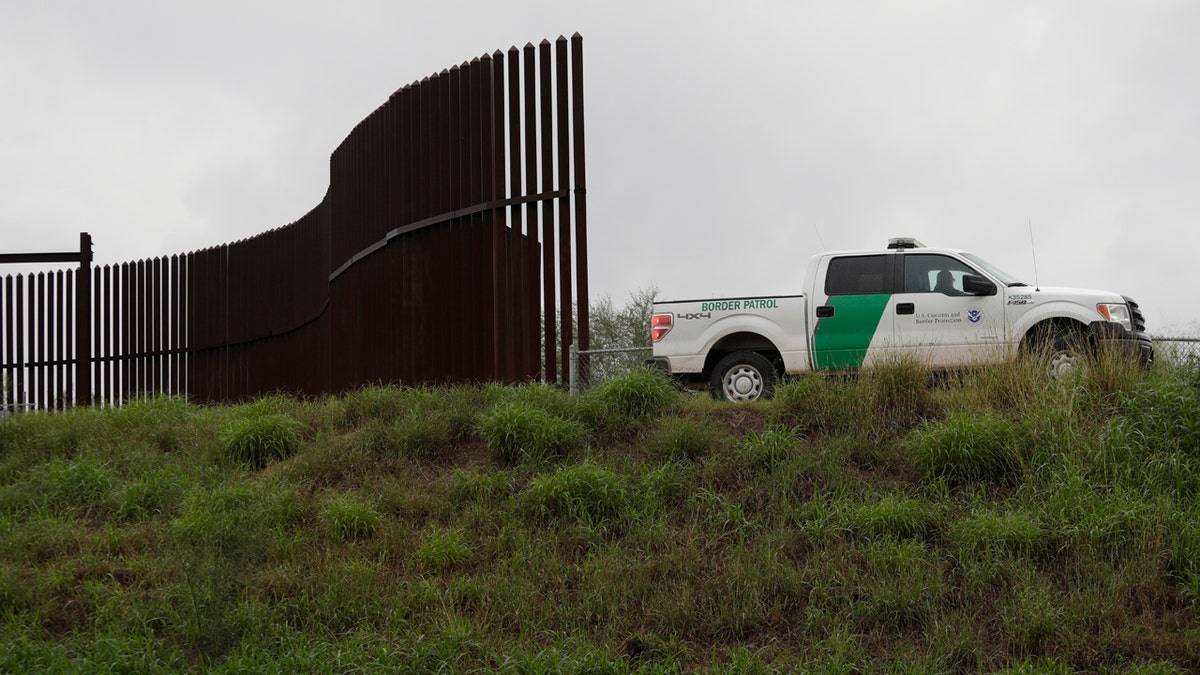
1;34;589;411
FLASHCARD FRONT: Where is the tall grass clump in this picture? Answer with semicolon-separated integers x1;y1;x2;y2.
849;493;942;541
476;404;586;466
770;375;864;436
220;412;305;468
908;412;1028;487
109;395;195;452
521;461;633;527
645;416;726;463
577;369;680;440
321;493;382;542
340;384;409;426
172;481;301;658
27;454;114;518
861;358;939;430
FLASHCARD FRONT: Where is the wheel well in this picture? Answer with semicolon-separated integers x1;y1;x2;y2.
703;332;783;377
1021;318;1090;353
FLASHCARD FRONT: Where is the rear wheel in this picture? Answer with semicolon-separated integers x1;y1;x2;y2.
710;351;777;402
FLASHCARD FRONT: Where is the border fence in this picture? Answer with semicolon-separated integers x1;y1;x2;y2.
2;34;589;411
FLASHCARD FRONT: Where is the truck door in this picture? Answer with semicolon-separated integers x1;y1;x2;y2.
811;254;894;370
890;253;1006;366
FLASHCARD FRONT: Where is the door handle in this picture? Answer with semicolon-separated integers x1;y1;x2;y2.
816;305;835;318
896;302;915;315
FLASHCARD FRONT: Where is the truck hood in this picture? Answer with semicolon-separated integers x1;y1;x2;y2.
1017;286;1126;304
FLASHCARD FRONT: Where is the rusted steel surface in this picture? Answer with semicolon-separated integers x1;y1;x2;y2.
1;34;588;410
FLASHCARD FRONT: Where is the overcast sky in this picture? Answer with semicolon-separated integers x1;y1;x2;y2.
2;1;1198;333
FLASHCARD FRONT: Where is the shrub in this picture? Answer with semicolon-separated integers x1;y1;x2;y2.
220;413;305;468
908;412;1027;486
476;404;586;466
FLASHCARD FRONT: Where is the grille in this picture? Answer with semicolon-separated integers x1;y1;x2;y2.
1123;296;1147;332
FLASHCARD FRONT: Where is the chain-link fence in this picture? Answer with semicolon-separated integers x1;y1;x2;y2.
568;346;653;395
1155;338;1200;367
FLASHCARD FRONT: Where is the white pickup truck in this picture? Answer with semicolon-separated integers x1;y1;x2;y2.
650;238;1153;401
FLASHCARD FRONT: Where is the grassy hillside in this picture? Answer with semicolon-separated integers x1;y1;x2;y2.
2;354;1200;673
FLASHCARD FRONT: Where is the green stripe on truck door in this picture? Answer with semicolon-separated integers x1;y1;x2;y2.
812;294;891;370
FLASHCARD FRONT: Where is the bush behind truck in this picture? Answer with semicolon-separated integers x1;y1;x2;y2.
650;238;1154;402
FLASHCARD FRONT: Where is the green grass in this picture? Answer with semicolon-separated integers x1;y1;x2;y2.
2;358;1200;671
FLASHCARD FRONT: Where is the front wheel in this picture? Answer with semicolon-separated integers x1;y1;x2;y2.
1031;331;1090;380
710;351;777;402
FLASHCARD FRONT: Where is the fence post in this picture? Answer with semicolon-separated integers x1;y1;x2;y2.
76;233;92;406
569;344;578;396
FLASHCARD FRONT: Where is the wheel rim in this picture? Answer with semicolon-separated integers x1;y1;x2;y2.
1047;351;1077;379
722;365;764;402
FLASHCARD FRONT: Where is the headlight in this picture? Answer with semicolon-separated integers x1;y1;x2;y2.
1097;303;1133;331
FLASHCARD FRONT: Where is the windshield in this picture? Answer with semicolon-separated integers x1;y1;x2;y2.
961;252;1026;287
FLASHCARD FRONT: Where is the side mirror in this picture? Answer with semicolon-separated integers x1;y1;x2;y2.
963;274;996;296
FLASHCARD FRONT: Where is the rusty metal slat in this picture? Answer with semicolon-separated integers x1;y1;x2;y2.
507;45;527;380
77;233;92;406
169;255;177;396
3;276;13;410
51;271;59;408
539;39;557;383
571;34;590;369
36;273;45;409
64;270;73;408
469;56;486;380
152;256;160;397
118;262;125;402
15;275;24;410
523;43;540;381
102;265;112;405
556;36;573;378
491;48;509;381
92;267;100;404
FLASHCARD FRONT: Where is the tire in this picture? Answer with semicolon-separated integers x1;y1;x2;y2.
710;351;777;402
1036;331;1089;380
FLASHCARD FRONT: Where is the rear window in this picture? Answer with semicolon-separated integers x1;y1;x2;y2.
824;255;887;295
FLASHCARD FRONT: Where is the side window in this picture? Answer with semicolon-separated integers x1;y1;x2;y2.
824;255;887;295
902;254;980;295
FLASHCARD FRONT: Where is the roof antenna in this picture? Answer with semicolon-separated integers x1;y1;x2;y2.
1028;218;1041;292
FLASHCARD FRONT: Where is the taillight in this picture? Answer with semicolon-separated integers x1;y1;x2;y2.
651;313;673;341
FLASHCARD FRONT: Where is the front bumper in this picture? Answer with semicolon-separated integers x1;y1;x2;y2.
1088;321;1154;368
